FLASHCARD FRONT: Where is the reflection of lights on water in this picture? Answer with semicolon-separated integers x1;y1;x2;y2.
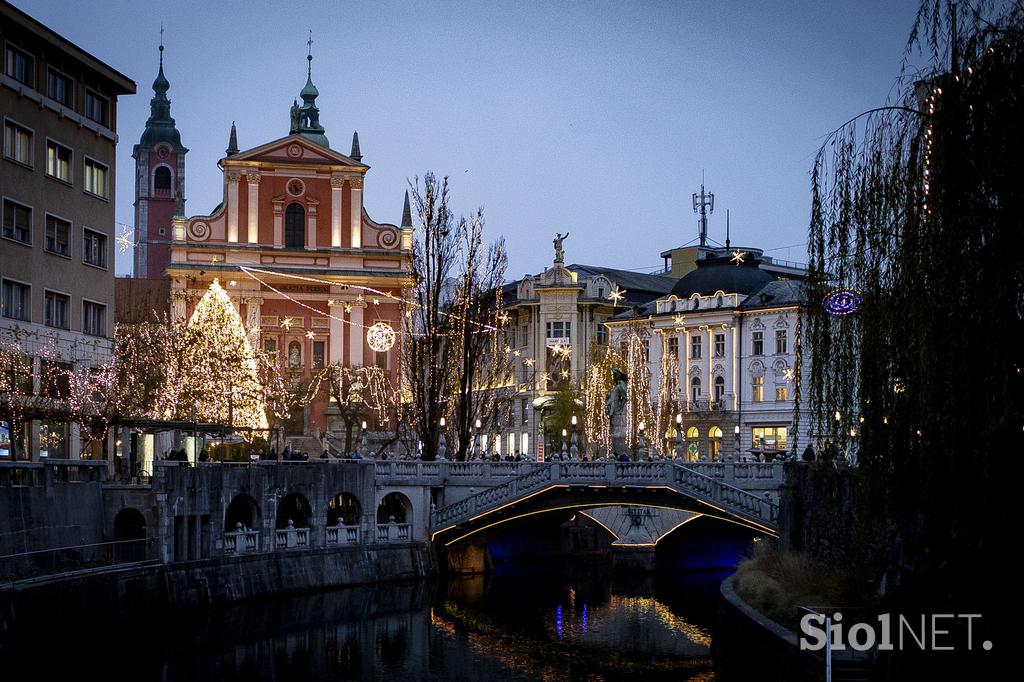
556;604;563;638
582;604;588;633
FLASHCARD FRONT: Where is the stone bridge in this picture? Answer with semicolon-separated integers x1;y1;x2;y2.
1;458;783;582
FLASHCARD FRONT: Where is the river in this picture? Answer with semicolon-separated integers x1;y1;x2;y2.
55;560;725;681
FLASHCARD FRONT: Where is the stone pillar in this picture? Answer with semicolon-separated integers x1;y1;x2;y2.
349;305;364;367
69;421;81;460
245;297;262;348
330;176;344;247
226;170;241;242
171;289;187;324
349;176;363;248
246;171;261;243
28;420;40;462
306;198;319;249
272;198;284;247
329;299;346;364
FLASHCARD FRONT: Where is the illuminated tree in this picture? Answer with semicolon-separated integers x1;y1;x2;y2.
173;280;269;431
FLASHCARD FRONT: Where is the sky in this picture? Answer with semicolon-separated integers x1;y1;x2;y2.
15;0;924;278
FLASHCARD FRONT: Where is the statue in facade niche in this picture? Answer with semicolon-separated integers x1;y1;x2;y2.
553;232;569;263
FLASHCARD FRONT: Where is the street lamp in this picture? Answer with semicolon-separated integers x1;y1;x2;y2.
561;428;568;459
474;418;482;460
637;421;646;461
675;413;683;460
570;415;579;460
733;424;741;462
360;420;368;458
438;417;447;460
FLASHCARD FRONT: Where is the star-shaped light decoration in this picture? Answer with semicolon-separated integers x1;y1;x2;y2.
513;350;521;357
306;331;316;339
327;299;336;307
497;311;511;325
673;314;686;328
344;304;353;313
559;345;572;358
372;298;380;305
281;317;294;329
504;345;512;354
539;372;551;385
608;285;626;306
524;358;535;367
116;224;134;254
730;250;747;265
560;370;569;379
783;368;795;381
356;293;365;303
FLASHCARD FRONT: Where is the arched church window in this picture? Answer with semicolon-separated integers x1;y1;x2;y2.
285;203;305;248
154;166;172;191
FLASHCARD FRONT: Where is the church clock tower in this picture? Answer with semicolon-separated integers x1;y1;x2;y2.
132;39;187;279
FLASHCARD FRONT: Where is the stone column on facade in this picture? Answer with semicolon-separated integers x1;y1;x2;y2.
348;304;364;367
272;198;284;247
706;326;714;409
683;328;691;407
306;198;319;250
328;298;346;365
731;324;738;411
69;422;81;460
226;170;241;242
330;176;344;247
246;171;261;243
349;176;363;248
245;296;263;348
28;420;40;462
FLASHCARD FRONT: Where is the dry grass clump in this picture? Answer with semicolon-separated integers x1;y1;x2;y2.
733;540;857;629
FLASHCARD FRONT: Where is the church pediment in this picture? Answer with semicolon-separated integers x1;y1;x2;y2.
227;134;366;167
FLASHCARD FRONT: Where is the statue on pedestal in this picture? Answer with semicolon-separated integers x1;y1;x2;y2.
605;368;628;457
553;232;569;263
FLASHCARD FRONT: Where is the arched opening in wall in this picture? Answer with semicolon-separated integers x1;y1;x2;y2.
224;493;260;532
714;375;725;407
276;492;312;529
686;426;700;461
377;492;412;524
154;166;172;192
113;507;146;562
285;203;305;248
709;426;723;461
327;492;361;526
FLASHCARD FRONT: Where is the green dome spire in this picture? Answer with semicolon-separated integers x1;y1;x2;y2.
288;32;329;148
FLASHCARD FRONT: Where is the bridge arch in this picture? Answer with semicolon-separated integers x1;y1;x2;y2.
276;492;313;529
377;492;412;524
328;492;361;526
113;507;147;562
225;493;261;532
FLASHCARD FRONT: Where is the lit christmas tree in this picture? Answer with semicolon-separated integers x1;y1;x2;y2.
175;280;269;432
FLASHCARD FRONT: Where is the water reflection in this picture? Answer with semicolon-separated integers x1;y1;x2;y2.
1;561;726;682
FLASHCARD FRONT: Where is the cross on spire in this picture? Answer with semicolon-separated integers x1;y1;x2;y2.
306;29;313;77
159;24;164;67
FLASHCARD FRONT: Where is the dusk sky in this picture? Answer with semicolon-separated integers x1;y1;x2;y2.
15;0;923;278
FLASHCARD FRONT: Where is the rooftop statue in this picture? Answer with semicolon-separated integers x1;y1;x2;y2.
553;232;569;263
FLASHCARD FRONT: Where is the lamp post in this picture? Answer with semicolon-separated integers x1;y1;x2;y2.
474;418;482;460
570;415;579;460
561;428;568;459
733;424;740;462
360;420;368;458
438;417;447;461
675;413;683;460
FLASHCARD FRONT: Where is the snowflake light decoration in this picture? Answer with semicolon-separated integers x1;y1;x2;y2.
730;250;747;265
608;285;626;306
366;321;397;352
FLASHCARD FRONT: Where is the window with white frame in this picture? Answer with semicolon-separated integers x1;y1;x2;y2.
83;300;106;336
44;290;69;329
668;336;679;358
752;330;764;356
3;120;31;165
4;45;34;86
84;90;109;126
83;228;107;268
596;320;608;346
46;140;71;182
775;329;788;354
47;68;72;106
2;199;31;244
690;335;702;359
45;215;70;257
690;376;701;403
545;320;571;342
752;375;764;402
84;159;108;198
1;279;30;321
714;332;725;358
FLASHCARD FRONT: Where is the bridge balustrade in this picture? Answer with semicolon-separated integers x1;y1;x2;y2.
376;522;411;543
223;524;260;555
326;524;361;545
274;521;310;549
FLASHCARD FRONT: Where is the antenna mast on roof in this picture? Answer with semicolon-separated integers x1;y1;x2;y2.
725;209;731;250
692;171;714;248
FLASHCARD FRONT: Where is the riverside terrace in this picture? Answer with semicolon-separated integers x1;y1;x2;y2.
0;458;783;583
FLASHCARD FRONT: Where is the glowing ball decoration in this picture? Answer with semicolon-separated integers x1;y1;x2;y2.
822;289;862;316
366;322;397;352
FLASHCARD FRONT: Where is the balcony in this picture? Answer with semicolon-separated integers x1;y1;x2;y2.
684;395;733;412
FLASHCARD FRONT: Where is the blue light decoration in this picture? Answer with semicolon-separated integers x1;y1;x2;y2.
556;604;563;638
822;288;862;316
